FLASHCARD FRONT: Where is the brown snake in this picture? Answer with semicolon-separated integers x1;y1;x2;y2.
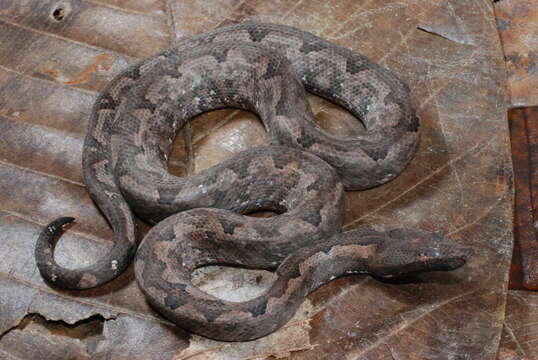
35;23;470;341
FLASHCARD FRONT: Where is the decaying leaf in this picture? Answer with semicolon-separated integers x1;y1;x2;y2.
497;291;538;360
494;0;538;108
0;0;511;359
507;107;538;290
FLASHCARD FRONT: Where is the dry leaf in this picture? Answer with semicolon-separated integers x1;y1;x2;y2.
494;0;538;108
507;108;538;290
0;0;510;359
497;291;538;360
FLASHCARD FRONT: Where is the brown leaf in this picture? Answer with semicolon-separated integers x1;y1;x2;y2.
0;0;510;359
508;108;538;289
497;291;538;360
494;0;538;108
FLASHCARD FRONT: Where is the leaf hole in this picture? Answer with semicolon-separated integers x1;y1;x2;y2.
17;313;105;341
51;3;70;22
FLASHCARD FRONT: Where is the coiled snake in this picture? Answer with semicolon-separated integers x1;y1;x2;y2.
35;23;470;341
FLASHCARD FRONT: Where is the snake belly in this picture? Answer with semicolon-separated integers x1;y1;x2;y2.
35;24;419;300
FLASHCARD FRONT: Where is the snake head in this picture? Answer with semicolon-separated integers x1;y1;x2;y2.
368;229;472;278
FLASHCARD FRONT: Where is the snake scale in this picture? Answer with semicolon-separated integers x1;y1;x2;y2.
35;23;470;341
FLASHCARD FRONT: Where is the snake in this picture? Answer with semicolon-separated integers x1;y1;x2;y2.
34;23;470;341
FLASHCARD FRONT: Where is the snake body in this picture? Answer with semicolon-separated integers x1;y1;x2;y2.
137;219;469;341
35;23;469;341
